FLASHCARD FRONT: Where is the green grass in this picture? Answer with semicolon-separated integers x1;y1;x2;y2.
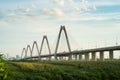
5;60;120;80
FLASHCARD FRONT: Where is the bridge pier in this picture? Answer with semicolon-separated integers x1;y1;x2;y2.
79;54;82;60
109;50;113;60
92;52;97;61
49;56;51;61
75;54;77;60
59;57;63;60
85;53;90;61
100;51;104;61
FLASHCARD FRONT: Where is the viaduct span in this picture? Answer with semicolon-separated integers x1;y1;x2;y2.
21;26;120;61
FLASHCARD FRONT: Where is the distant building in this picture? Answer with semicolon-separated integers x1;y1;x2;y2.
16;55;20;60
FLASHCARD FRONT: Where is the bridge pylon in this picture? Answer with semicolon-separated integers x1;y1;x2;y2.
31;41;40;60
39;35;51;60
21;48;26;60
54;25;72;60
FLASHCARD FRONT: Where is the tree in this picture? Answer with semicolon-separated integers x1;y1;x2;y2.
0;54;7;80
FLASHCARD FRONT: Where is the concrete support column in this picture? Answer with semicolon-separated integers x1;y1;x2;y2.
65;57;67;60
49;56;51;61
109;50;113;60
79;54;82;60
75;54;77;60
59;57;63;60
85;53;90;61
92;52;97;61
100;51;104;61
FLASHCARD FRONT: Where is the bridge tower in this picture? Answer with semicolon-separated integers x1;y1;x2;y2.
21;45;32;60
39;35;51;60
25;45;32;59
21;41;40;60
21;35;51;60
54;26;72;60
31;41;40;60
21;48;26;59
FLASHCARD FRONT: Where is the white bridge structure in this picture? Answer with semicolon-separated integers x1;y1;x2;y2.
21;26;120;61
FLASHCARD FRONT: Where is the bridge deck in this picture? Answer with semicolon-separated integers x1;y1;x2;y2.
25;45;120;59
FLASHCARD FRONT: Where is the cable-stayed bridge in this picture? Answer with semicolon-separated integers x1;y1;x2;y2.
21;26;120;61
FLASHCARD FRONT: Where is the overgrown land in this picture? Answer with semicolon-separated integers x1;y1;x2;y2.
5;60;120;80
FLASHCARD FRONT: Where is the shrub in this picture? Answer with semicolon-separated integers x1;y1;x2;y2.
0;54;8;80
53;74;62;80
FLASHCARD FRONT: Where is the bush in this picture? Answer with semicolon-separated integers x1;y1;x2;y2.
54;74;62;80
34;76;47;80
40;72;52;79
0;54;7;80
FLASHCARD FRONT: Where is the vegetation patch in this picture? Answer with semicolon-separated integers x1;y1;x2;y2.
0;54;8;80
5;60;120;80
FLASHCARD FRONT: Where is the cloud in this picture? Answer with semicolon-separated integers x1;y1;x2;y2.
93;5;96;10
92;0;120;6
53;0;64;7
18;7;30;13
67;0;94;13
68;0;80;11
0;20;9;26
43;8;65;17
16;4;36;13
80;0;89;11
31;4;37;9
61;12;120;22
8;13;17;16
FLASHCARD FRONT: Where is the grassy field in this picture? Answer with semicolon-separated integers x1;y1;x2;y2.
5;60;120;80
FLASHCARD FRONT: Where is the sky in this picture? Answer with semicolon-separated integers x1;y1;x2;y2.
0;0;120;58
